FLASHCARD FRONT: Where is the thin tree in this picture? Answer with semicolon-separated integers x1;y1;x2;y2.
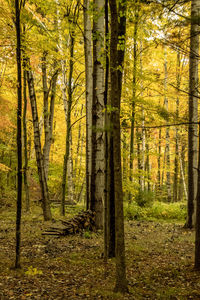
83;0;93;210
15;0;22;268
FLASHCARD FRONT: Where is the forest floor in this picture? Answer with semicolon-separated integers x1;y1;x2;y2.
0;205;199;299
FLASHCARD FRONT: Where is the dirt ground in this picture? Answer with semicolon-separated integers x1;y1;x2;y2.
0;206;199;299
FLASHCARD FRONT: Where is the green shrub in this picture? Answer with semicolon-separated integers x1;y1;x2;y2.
124;201;187;222
135;189;155;207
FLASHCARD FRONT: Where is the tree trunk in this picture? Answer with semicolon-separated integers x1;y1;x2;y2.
15;0;23;268
61;33;75;216
83;0;93;211
104;0;109;262
23;66;30;212
129;2;139;199
164;49;171;202
42;55;58;181
187;0;199;228
157;128;161;190
26;58;52;221
91;0;105;229
173;51;181;202
109;0;128;293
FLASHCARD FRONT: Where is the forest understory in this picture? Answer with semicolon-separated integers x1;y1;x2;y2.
0;205;199;300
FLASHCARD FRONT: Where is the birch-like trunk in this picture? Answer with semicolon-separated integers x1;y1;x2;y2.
187;0;199;228
83;0;93;210
91;0;105;228
26;58;52;221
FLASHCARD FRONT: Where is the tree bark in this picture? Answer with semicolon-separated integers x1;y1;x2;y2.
83;0;93;210
23;66;30;212
187;0;199;228
26;58;52;221
61;33;75;216
109;0;128;293
129;2;139;198
91;0;105;229
15;0;22;268
164;49;171;202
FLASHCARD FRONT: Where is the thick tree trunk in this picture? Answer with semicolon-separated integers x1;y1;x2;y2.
91;0;105;229
26;58;52;221
83;0;93;210
109;0;128;293
15;0;22;268
187;0;199;228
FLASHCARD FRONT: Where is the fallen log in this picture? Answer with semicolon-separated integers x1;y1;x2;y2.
42;210;96;236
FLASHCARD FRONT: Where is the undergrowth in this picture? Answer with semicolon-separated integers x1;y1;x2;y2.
124;201;187;222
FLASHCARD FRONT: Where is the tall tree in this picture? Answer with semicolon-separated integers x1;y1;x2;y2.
91;0;105;228
15;0;22;269
164;48;171;202
26;58;52;221
109;0;128;292
83;0;93;210
187;0;199;228
129;0;139;199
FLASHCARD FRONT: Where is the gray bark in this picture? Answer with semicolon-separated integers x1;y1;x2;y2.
91;0;105;229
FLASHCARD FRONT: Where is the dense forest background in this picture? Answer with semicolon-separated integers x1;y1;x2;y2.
1;0;200;298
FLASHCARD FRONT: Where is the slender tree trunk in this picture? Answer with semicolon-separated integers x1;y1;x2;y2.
61;34;74;216
104;0;109;262
129;3;139;198
15;0;22;268
140;41;145;192
157;128;161;189
136;127;142;187
187;0;199;228
23;66;30;212
164;49;171;202
83;0;93;210
173;51;181;202
146;131;150;191
26;58;52;221
42;56;58;180
91;0;105;229
178;141;188;201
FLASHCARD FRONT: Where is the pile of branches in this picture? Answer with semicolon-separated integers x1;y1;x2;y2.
42;210;96;236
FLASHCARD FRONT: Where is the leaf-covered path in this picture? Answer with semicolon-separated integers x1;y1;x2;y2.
0;211;199;299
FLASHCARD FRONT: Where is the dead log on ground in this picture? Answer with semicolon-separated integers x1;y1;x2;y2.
42;210;96;236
